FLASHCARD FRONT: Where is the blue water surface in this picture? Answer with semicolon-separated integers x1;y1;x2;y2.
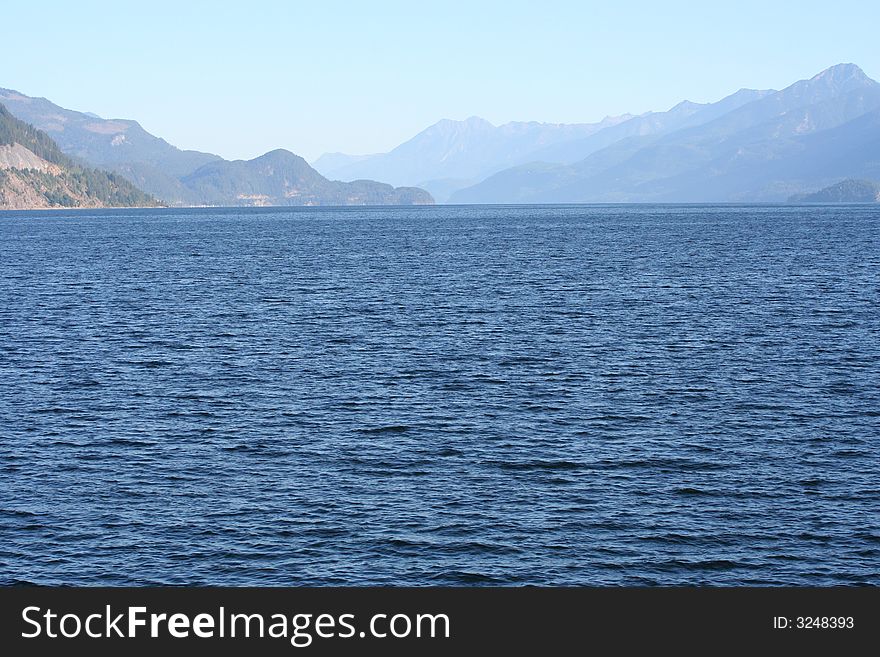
1;204;878;585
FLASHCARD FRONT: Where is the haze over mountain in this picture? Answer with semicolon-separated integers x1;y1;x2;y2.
1;89;433;207
0;103;156;210
451;64;880;203
522;88;774;164
312;114;634;201
312;90;774;201
312;63;879;204
5;63;876;208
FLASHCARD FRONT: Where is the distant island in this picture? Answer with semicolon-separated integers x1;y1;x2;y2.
788;179;880;203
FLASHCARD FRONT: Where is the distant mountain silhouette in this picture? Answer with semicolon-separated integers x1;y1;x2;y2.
512;88;774;166
313;115;633;201
6;63;877;206
313;90;774;202
451;64;880;203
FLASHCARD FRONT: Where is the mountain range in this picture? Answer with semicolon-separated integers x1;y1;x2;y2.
3;63;877;208
314;63;880;204
312;114;635;201
0;89;433;207
0;103;157;209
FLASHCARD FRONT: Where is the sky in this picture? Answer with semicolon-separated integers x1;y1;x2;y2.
3;1;879;162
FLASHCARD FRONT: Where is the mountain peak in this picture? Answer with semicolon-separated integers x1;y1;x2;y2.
810;63;872;85
463;115;493;127
669;100;704;114
258;148;300;160
431;116;495;132
775;63;878;103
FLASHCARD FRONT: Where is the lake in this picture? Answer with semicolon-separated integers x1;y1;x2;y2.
1;204;878;585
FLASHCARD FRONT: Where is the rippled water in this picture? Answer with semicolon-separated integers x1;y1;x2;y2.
1;204;878;585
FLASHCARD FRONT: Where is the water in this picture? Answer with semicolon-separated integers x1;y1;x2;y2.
1;204;878;586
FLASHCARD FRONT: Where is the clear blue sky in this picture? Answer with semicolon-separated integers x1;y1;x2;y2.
2;1;878;161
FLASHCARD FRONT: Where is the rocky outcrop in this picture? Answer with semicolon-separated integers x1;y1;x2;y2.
0;143;59;173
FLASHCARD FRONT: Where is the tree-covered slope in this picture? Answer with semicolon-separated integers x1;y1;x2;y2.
1;88;434;207
0;87;220;203
789;179;880;202
180;149;433;206
0;103;158;209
